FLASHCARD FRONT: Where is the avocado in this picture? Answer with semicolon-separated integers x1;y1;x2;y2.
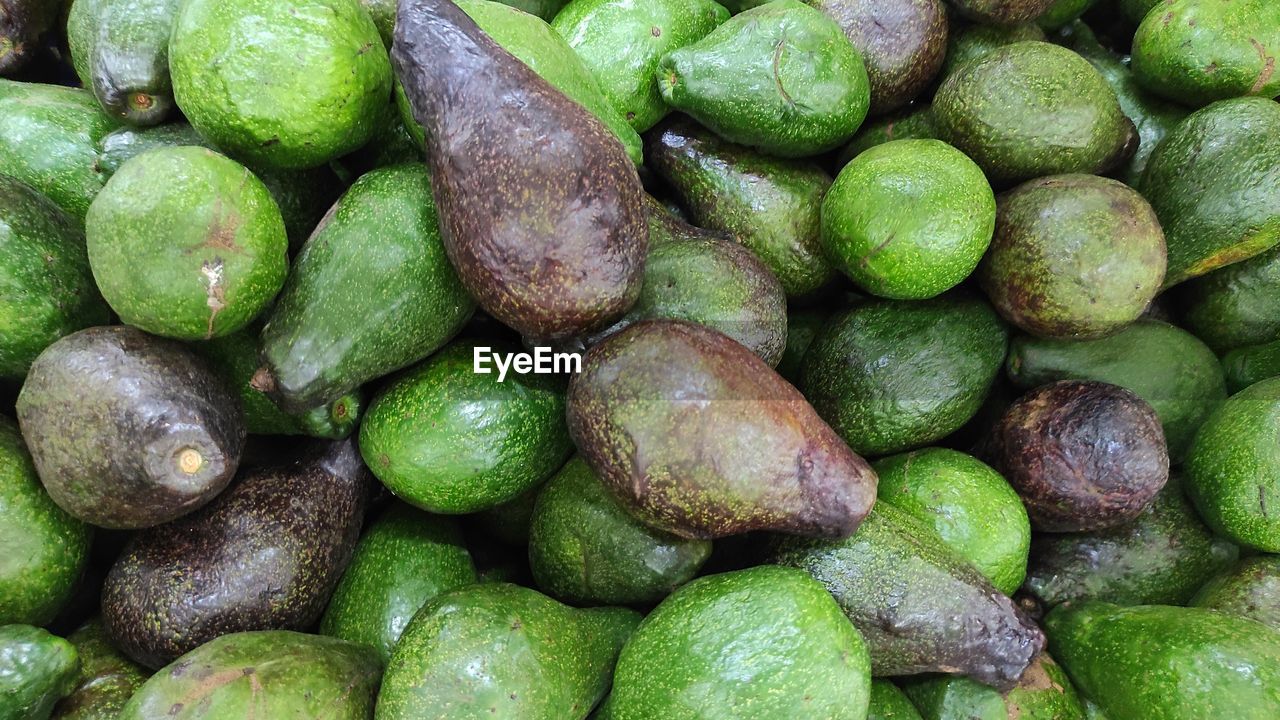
1006;319;1227;461
1141;97;1280;287
645;117;836;296
551;0;729;132
0;81;119;220
528;456;712;605
66;0;180;124
933;42;1136;183
169;0;391;169
658;0;870;157
260;163;474;413
17;326;245;529
86;146;287;340
836;105;937;165
1191;556;1280;631
499;0;570;19
874;447;1030;596
0;0;60;74
1176;243;1280;353
0;176;109;380
775;306;829;384
52;619;148;720
868;680;924;720
940;22;1045;80
822;139;995;300
376;582;640;720
119;631;380;719
568;320;877;539
801;292;1008;456
805;0;947;115
101;439;371;668
769;502;1045;690
1223;338;1280;393
0;625;79;720
320;503;477;665
1119;0;1160;24
605;566;871;720
1184;376;1280;552
948;0;1056;25
1022;480;1239;609
978;174;1166;339
473;483;541;546
902;653;1087;720
1037;0;1096;28
1046;602;1280;720
0;417;90;627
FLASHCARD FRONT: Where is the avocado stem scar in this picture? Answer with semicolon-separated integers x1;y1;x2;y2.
177;448;204;475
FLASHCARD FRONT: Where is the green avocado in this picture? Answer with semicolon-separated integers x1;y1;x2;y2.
52;619;149;720
1046;602;1280;720
551;0;729;132
169;0;391;169
1184;377;1280;552
0;625;79;720
940;22;1045;80
1037;0;1097;28
933;41;1135;183
604;566;871;720
473;484;541;546
376;583;640;720
658;0;870;157
775;306;829;384
320;503;477;665
1141;97;1280;286
0;176;109;380
822;139;995;300
528;456;712;605
1191;555;1280;631
66;0;181;124
801;293;1008;456
0;417;90;627
86;146;288;340
1176;243;1280;353
868;680;924;720
836;105;937;165
1223;338;1280;393
902;653;1087;720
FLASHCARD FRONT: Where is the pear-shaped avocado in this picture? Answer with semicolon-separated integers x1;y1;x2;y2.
0;624;80;720
52;619;150;720
0;0;60;74
393;0;648;342
66;0;181;125
1191;556;1280;631
567;320;878;540
902;653;1087;720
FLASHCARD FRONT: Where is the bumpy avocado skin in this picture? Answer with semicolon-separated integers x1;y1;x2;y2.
836;104;937;165
948;0;1056;25
0;0;61;74
119;631;380;719
1184;377;1280;552
940;22;1045;80
0;177;109;380
1191;555;1280;631
568;320;878;540
902;653;1087;720
1223;338;1280;393
0;625;80;720
376;583;640;720
261;164;474;413
1046;602;1280;720
67;0;181;125
1141;97;1280;287
528;456;712;605
646;117;836;296
801;293;1008;456
1177;243;1280;353
16;326;245;530
933;41;1135;183
868;680;924;720
769;502;1045;690
551;0;729;132
320;503;476;666
52;619;149;720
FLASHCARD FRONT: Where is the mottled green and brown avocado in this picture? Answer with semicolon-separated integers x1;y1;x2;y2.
52;619;149;720
902;653;1088;720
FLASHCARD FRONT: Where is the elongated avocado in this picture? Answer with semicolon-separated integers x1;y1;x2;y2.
67;0;181;124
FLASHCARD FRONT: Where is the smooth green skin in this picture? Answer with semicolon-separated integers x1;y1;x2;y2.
169;0;391;169
0;625;79;720
873;447;1029;595
822;139;995;300
606;567;871;720
1132;0;1280;107
0;81;119;220
933;41;1134;183
320;504;477;666
1224;338;1280;393
528;456;712;605
775;305;828;384
801;293;1008;456
1177;243;1280;353
1006;319;1227;461
868;680;923;720
552;0;729;132
1191;555;1280;631
1046;602;1280;720
1023;480;1239;608
658;0;870;157
360;339;573;514
260;163;474;413
940;22;1045;80
979;174;1166;339
0;177;109;380
68;0;181;125
1185;377;1280;551
120;631;381;719
52;620;148;720
86;146;288;340
0;418;90;627
395;0;644;165
836;105;937;167
376;583;640;720
1142;97;1280;287
1037;0;1096;28
646;117;836;296
903;654;1086;720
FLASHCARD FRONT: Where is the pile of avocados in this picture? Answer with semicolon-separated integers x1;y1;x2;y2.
2;0;1280;717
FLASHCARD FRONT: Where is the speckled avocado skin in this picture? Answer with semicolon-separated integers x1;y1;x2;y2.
1191;555;1280;631
902;653;1087;720
0;624;80;720
837;104;937;165
67;0;182;125
948;0;1056;25
567;320;878;540
1177;244;1280;353
1223;338;1280;393
52;619;149;720
868;680;923;720
1046;602;1280;720
940;22;1045;80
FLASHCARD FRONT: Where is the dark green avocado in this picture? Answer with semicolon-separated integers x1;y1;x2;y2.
0;624;80;720
67;0;182;124
1191;556;1280;631
1223;338;1280;393
1176;243;1280;353
52;619;149;720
